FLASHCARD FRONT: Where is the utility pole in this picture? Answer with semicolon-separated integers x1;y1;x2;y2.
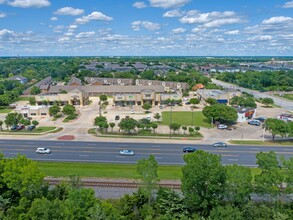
169;104;172;138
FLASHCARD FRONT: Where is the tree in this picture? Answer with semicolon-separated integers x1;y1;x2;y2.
109;122;115;132
94;116;108;132
99;94;108;102
230;96;256;108
137;155;159;204
142;103;152;112
206;97;218;105
30;86;41;95
261;97;274;106
32;120;39;127
182;126;187;135
265;118;289;141
29;97;36;105
49;104;61;116
150;123;158;133
203;104;238;124
169;123;181;134
0;120;3;131
0;94;10;106
153;113;161;122
225;165;253;206
181;150;226;215
4;112;19;127
118;117;138;134
20;118;31;126
255;151;285;198
189;98;200;106
62;104;76;116
209;205;243;220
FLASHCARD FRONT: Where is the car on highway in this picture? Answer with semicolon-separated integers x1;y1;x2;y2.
183;147;197;153
212;142;227;148
248;120;261;126
120;150;135;156
217;124;228;130
36;147;51;154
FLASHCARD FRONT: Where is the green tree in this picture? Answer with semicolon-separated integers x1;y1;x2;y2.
153;112;161;122
118;117;138;134
150;123;158;133
261;97;274;106
265;118;289;141
99;94;108;102
62;104;76;116
20;118;31;126
0;120;3;131
209;205;243;220
32;120;39;127
30;86;41;95
94;116;108;132
182;126;187;135
255;151;285;198
206;97;218;105
181;150;226;215
29;97;36;105
189;98;200;105
203;104;238;124
0;94;10;106
169;122;181;134
225;165;253;206
137;155;159;204
49;104;61;116
281;157;293;194
109;122;115;132
4;112;19;127
142;103;152;112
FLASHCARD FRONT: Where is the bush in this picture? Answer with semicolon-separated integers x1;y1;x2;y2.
54;113;62;119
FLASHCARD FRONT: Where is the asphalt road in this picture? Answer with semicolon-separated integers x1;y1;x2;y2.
212;79;293;111
0;139;292;167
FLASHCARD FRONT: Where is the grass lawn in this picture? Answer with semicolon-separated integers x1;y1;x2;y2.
13;97;30;102
229;139;293;146
283;94;293;101
1;126;58;134
62;114;79;122
161;111;211;128
37;161;261;181
0;108;12;113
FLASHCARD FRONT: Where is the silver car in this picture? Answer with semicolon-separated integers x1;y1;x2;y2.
212;142;227;148
36;147;51;154
120;150;135;156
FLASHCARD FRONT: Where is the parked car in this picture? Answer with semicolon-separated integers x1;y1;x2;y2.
10;125;17;131
146;115;151;121
254;116;266;122
159;105;164;109
115;115;120;120
183;147;197;153
248;120;261;126
16;125;25;130
185;101;191;105
130;109;134;114
120;150;135;156
27;125;35;131
217;124;228;130
36;147;51;154
212;142;227;148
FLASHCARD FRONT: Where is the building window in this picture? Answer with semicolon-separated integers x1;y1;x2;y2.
31;113;37;116
41;113;47;115
145;94;151;97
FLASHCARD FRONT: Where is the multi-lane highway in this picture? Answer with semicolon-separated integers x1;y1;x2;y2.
0;139;292;167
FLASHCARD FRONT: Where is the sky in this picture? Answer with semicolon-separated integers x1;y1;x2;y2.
0;0;293;56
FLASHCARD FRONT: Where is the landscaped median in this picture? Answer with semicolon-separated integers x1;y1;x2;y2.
0;126;62;135
88;128;203;140
229;139;293;146
37;161;261;180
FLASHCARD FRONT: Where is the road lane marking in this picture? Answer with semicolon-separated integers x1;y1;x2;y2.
227;159;239;161
79;155;89;157
87;144;96;146
250;148;260;150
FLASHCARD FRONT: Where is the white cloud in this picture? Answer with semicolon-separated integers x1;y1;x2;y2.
149;0;190;8
171;28;186;34
0;0;6;4
0;29;16;37
262;16;293;24
0;12;6;18
283;1;293;8
131;20;160;31
248;35;272;41
50;16;58;21
54;7;84;16
163;9;183;17
75;31;95;38
7;0;51;8
133;1;147;9
52;25;64;33
68;25;78;32
203;18;241;28
225;30;240;35
75;11;113;24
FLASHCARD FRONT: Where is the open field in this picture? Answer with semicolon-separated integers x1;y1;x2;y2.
0;108;12;113
37;161;261;180
161;111;211;128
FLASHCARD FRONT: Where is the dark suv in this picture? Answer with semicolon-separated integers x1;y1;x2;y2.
115;115;120;120
183;147;197;153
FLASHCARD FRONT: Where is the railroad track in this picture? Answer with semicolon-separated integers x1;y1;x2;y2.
44;178;181;189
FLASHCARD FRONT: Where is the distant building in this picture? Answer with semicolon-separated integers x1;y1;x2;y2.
14;105;49;118
192;83;205;91
278;113;293;122
197;89;241;104
23;76;52;95
68;77;82;86
235;107;256;122
8;75;28;84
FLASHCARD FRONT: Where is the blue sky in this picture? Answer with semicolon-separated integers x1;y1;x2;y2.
0;0;292;56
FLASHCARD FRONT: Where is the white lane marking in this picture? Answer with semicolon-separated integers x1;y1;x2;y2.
119;144;128;147
56;143;65;145
250;148;260;150
79;155;89;157
227;159;239;161
87;144;96;146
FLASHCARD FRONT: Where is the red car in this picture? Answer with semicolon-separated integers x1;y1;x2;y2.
16;125;25;130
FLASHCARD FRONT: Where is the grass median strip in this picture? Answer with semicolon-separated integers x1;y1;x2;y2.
229;140;293;146
37;161;260;180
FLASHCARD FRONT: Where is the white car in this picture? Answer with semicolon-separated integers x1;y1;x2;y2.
36;147;51;154
217;124;228;130
130;109;134;114
120;150;135;156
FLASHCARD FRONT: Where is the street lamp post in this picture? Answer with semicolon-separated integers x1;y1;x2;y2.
169;104;172;138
